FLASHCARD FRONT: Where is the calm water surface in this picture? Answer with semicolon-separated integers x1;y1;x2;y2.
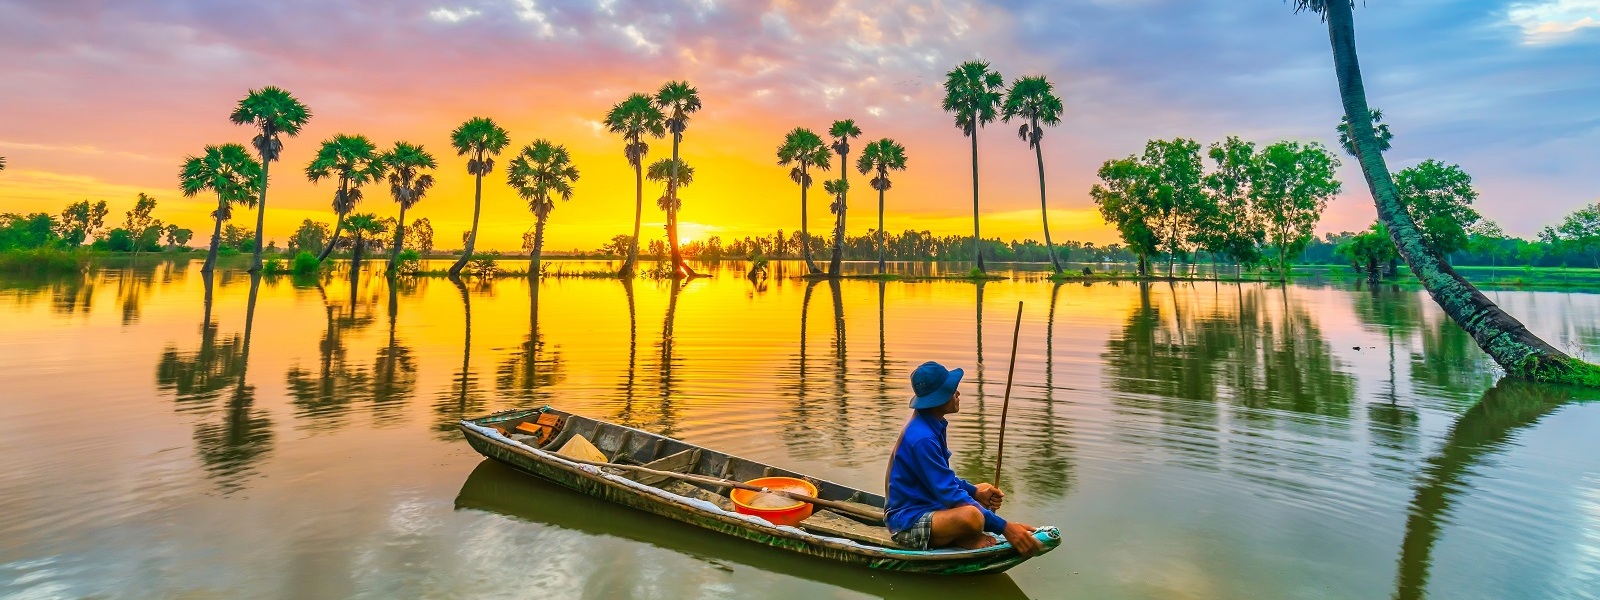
3;260;1599;599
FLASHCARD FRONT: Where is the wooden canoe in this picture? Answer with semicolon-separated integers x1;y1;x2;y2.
458;406;1062;575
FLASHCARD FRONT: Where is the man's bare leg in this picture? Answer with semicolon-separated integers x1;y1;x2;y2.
928;504;995;550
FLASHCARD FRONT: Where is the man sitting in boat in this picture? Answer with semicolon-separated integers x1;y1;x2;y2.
886;361;1043;555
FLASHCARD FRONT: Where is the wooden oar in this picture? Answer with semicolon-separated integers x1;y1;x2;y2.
554;454;886;522
993;301;1023;491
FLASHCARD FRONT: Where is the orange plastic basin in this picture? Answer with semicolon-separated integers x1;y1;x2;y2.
729;477;817;526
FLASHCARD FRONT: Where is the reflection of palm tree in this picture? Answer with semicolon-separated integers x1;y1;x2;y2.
616;279;641;427
957;282;994;482
655;279;684;435
1393;380;1595;600
827;279;853;456
1021;282;1073;499
192;273;274;494
285;280;372;430
434;277;485;438
499;279;565;402
371;279;416;420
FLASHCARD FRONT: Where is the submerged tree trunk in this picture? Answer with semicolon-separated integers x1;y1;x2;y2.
249;159;271;273
202;195;225;274
877;184;887;274
666;133;696;279
530;215;547;280
387;204;408;275
800;164;821;275
621;159;644;279
970;122;985;273
450;172;485;278
1323;3;1596;384
1034;132;1061;274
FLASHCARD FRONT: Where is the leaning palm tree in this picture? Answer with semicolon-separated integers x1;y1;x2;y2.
647;158;694;261
378;142;436;275
230;87;311;273
652;81;702;278
1295;1;1597;384
856;138;908;274
180;144;262;274
776;127;831;275
1336;107;1393;158
826;119;862;277
449;117;512;278
306;134;383;263
942;60;1004;273
604;93;667;279
506;140;581;279
1003;75;1066;274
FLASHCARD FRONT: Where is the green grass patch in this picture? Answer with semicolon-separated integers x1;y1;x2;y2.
0;248;93;274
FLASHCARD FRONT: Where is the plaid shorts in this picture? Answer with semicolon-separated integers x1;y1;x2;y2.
890;511;933;550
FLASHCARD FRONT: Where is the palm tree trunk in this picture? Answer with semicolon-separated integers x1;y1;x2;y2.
351;232;364;273
318;212;346;263
829;152;848;277
801;166;821;275
667;134;695;279
249;159;270;272
531;214;547;280
450;172;485;278
1034;136;1060;274
970;123;984;272
621;160;643;279
877;184;887;274
202;194;225;274
388;205;407;275
1323;2;1595;384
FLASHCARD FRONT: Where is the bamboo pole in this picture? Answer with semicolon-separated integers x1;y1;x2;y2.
994;301;1023;490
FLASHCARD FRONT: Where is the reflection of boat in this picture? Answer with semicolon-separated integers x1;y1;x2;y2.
459;407;1061;575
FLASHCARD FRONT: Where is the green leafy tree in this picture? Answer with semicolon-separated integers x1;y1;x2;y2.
406;217;434;255
1467;220;1511;278
1003;75;1066;273
1336;222;1398;284
449;117;512;278
856;138;908;273
287;219;329;256
57;200;109;248
123;193;161;258
653;81;702;278
0;213;58;250
1546;202;1600;268
604;92;667;278
1144;138;1208;276
231;86;312;272
826;119;861;276
179;144;261;273
1202;136;1265;276
1091;157;1160;276
377;142;436;275
506;140;580;278
305;134;382;262
1294;1;1592;383
164;224;194;249
1250;140;1341;280
1393;160;1481;258
777;127;832;274
342;213;387;272
942;60;1004;272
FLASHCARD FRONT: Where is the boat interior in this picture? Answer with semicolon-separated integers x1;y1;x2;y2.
478;407;905;549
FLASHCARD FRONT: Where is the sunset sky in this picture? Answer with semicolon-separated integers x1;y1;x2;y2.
1;0;1596;252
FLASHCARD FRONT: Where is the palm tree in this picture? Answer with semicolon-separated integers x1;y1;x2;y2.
1295;1;1597;384
824;177;850;275
647;158;694;253
305;134;383;263
942;60;1004;273
506;140;581;278
230;87;311;273
604;93;667;279
652;81;702;279
1336;108;1392;158
179;144;262;274
0;156;7;172
378;142;436;275
856;138;908;274
449;117;512;278
827;119;862;277
776;127;831;275
1003;75;1066;274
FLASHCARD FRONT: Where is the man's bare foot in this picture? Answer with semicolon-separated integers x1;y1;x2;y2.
955;534;998;550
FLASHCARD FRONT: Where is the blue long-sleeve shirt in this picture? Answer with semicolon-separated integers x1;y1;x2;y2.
885;411;1007;535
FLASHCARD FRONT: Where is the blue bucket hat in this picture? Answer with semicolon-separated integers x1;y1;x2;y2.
910;361;964;409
